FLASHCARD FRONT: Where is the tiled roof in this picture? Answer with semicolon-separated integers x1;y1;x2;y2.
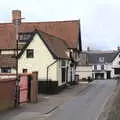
0;55;16;68
19;30;70;59
86;51;118;64
0;20;80;49
39;30;69;59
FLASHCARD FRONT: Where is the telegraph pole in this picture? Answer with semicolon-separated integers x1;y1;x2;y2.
14;18;24;107
14;18;20;107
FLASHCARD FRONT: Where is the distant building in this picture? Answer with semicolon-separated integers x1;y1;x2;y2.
77;50;120;80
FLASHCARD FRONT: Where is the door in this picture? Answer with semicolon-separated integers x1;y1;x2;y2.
107;71;111;79
62;68;66;83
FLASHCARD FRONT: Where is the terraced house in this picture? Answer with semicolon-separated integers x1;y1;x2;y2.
0;10;82;93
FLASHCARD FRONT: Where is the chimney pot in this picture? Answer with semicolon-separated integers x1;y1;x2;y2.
12;10;21;23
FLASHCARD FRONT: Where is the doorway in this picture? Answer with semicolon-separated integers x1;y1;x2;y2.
106;71;111;79
95;73;104;79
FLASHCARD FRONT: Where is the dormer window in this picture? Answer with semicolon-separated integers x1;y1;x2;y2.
99;57;104;62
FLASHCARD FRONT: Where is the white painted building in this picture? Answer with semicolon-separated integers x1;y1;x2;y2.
111;52;120;78
76;65;92;80
18;31;73;86
77;51;119;80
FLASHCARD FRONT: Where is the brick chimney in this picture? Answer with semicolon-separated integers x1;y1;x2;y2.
12;10;21;23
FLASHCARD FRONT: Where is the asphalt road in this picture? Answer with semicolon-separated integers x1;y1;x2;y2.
46;80;117;120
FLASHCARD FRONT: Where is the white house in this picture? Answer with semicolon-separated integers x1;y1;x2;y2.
76;65;92;80
82;50;118;79
111;51;120;78
18;30;71;86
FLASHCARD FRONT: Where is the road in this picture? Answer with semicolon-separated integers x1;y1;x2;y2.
45;80;116;120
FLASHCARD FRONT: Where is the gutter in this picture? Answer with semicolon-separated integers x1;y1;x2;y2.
46;60;58;81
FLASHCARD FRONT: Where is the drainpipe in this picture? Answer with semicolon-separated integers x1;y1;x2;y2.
46;60;57;81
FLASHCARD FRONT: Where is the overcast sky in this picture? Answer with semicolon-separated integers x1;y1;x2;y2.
0;0;120;50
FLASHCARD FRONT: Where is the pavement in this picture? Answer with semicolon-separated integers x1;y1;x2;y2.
0;82;91;120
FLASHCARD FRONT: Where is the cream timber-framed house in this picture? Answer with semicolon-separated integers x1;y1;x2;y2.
18;30;71;86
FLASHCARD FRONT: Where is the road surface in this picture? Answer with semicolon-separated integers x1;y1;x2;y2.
45;80;116;120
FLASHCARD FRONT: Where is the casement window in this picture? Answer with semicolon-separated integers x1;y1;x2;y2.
26;49;34;58
101;65;104;70
99;57;104;63
1;67;11;73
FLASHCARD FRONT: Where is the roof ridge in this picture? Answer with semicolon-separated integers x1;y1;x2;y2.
0;20;79;24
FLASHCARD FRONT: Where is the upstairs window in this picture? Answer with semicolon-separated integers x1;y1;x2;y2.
99;57;104;63
101;65;104;70
26;49;34;58
1;68;11;73
61;60;66;67
94;65;97;70
19;33;32;42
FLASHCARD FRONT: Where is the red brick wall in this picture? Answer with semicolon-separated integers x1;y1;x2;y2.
0;78;16;111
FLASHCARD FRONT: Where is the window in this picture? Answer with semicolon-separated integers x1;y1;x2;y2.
94;65;97;70
26;49;34;58
1;68;11;73
99;57;104;63
101;65;104;70
114;68;120;74
61;60;66;67
19;33;32;41
23;69;27;73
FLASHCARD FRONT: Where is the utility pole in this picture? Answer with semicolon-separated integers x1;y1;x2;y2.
13;18;24;107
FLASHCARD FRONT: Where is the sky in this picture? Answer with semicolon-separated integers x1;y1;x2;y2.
0;0;120;50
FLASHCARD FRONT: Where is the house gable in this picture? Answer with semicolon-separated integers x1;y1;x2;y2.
112;52;120;67
18;33;57;81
